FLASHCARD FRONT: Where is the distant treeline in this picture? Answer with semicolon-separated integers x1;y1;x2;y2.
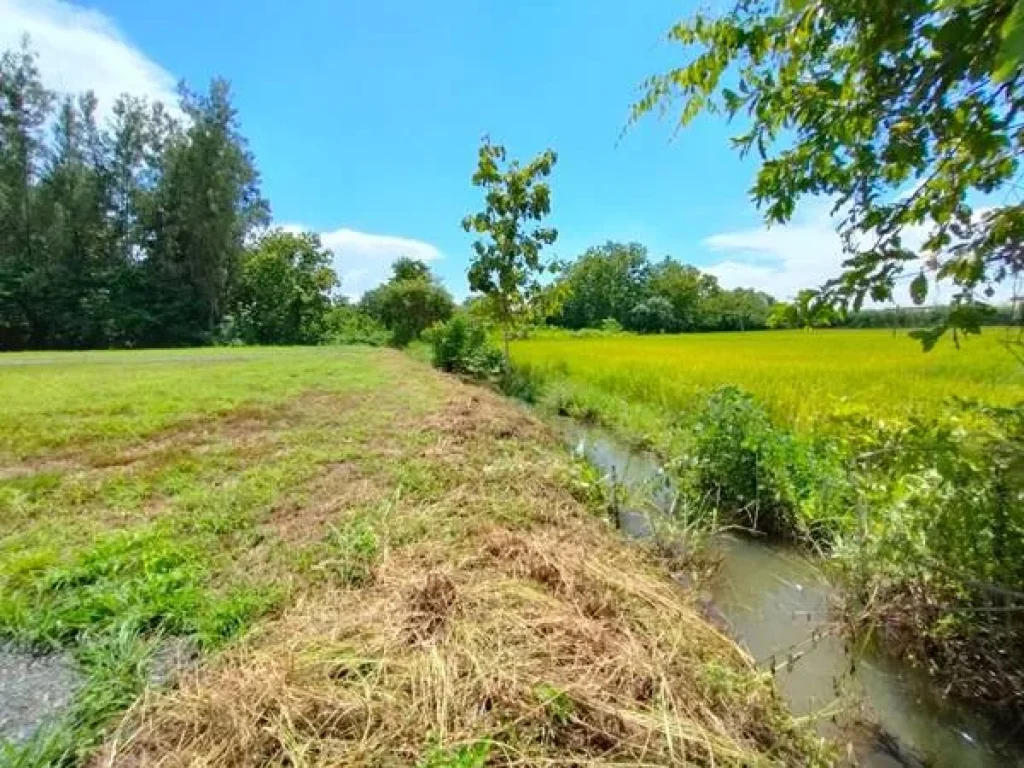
543;241;1020;334
546;242;776;333
838;304;1019;328
0;42;270;350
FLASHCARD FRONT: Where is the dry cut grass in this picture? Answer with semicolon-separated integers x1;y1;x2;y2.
93;361;828;767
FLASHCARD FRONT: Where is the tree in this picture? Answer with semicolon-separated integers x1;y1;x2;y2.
629;295;679;333
0;39;277;351
33;93;119;348
767;290;834;329
390;256;432;282
142;79;268;346
554;242;650;329
648;258;719;330
701;288;775;331
633;0;1024;345
360;259;454;346
232;229;337;345
0;40;52;348
462;137;558;365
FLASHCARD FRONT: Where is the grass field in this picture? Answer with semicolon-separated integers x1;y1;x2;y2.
511;328;1024;440
0;347;827;766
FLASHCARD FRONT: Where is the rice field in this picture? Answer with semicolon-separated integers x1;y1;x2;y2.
511;328;1024;432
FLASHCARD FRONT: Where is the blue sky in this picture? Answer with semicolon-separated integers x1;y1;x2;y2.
1;0;860;301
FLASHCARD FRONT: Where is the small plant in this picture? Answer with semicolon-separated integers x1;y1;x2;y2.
419;740;491;768
535;683;575;726
322;515;380;587
685;387;847;541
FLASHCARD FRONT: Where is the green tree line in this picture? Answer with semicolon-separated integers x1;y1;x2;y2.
0;40;459;352
542;241;1020;335
0;41;273;349
546;241;776;333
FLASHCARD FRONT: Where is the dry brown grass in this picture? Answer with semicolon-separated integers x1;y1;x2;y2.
92;364;830;767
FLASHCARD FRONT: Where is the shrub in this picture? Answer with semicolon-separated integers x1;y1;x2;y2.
322;305;389;346
498;365;544;403
686;387;848;540
360;265;455;347
428;315;503;378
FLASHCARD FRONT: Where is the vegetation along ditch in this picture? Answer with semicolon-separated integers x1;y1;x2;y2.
462;326;1023;762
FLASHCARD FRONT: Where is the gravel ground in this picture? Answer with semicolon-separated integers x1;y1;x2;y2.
0;644;80;744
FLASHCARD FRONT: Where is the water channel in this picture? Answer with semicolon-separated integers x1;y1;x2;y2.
563;422;1023;767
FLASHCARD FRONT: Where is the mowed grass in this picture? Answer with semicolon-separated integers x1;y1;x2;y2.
0;346;827;766
511;329;1024;434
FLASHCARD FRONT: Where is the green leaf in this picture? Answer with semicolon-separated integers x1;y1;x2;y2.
909;272;928;305
994;0;1024;82
909;324;947;352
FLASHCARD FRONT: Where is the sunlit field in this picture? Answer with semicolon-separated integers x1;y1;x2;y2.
0;346;827;765
511;328;1024;432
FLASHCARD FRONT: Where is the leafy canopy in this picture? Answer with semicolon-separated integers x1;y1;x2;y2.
359;258;454;346
462;137;559;360
0;39;267;349
232;229;337;345
550;241;776;333
633;0;1024;343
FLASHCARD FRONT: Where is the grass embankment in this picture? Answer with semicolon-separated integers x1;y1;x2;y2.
0;347;828;766
511;328;1024;715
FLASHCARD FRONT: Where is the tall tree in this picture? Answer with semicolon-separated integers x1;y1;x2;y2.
462;137;558;365
648;258;719;331
0;39;277;351
0;40;52;348
633;0;1024;345
233;229;337;345
143;79;268;345
390;256;433;282
34;93;117;347
554;242;650;329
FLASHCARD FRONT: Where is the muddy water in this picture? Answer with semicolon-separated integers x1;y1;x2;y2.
563;422;1023;767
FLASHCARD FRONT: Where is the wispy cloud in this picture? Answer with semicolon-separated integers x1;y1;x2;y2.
702;212;846;302
284;225;444;299
0;0;178;114
700;205;1017;305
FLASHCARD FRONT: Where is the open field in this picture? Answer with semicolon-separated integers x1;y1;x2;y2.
511;328;1024;437
0;347;827;766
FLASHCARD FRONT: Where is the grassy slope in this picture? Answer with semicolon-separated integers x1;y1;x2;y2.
512;328;1024;438
0;347;827;766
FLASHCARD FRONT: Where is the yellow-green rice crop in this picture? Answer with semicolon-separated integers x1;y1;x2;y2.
511;328;1024;434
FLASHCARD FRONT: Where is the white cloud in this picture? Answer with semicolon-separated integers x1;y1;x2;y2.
0;0;178;115
702;214;846;302
700;206;1017;305
285;225;444;299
